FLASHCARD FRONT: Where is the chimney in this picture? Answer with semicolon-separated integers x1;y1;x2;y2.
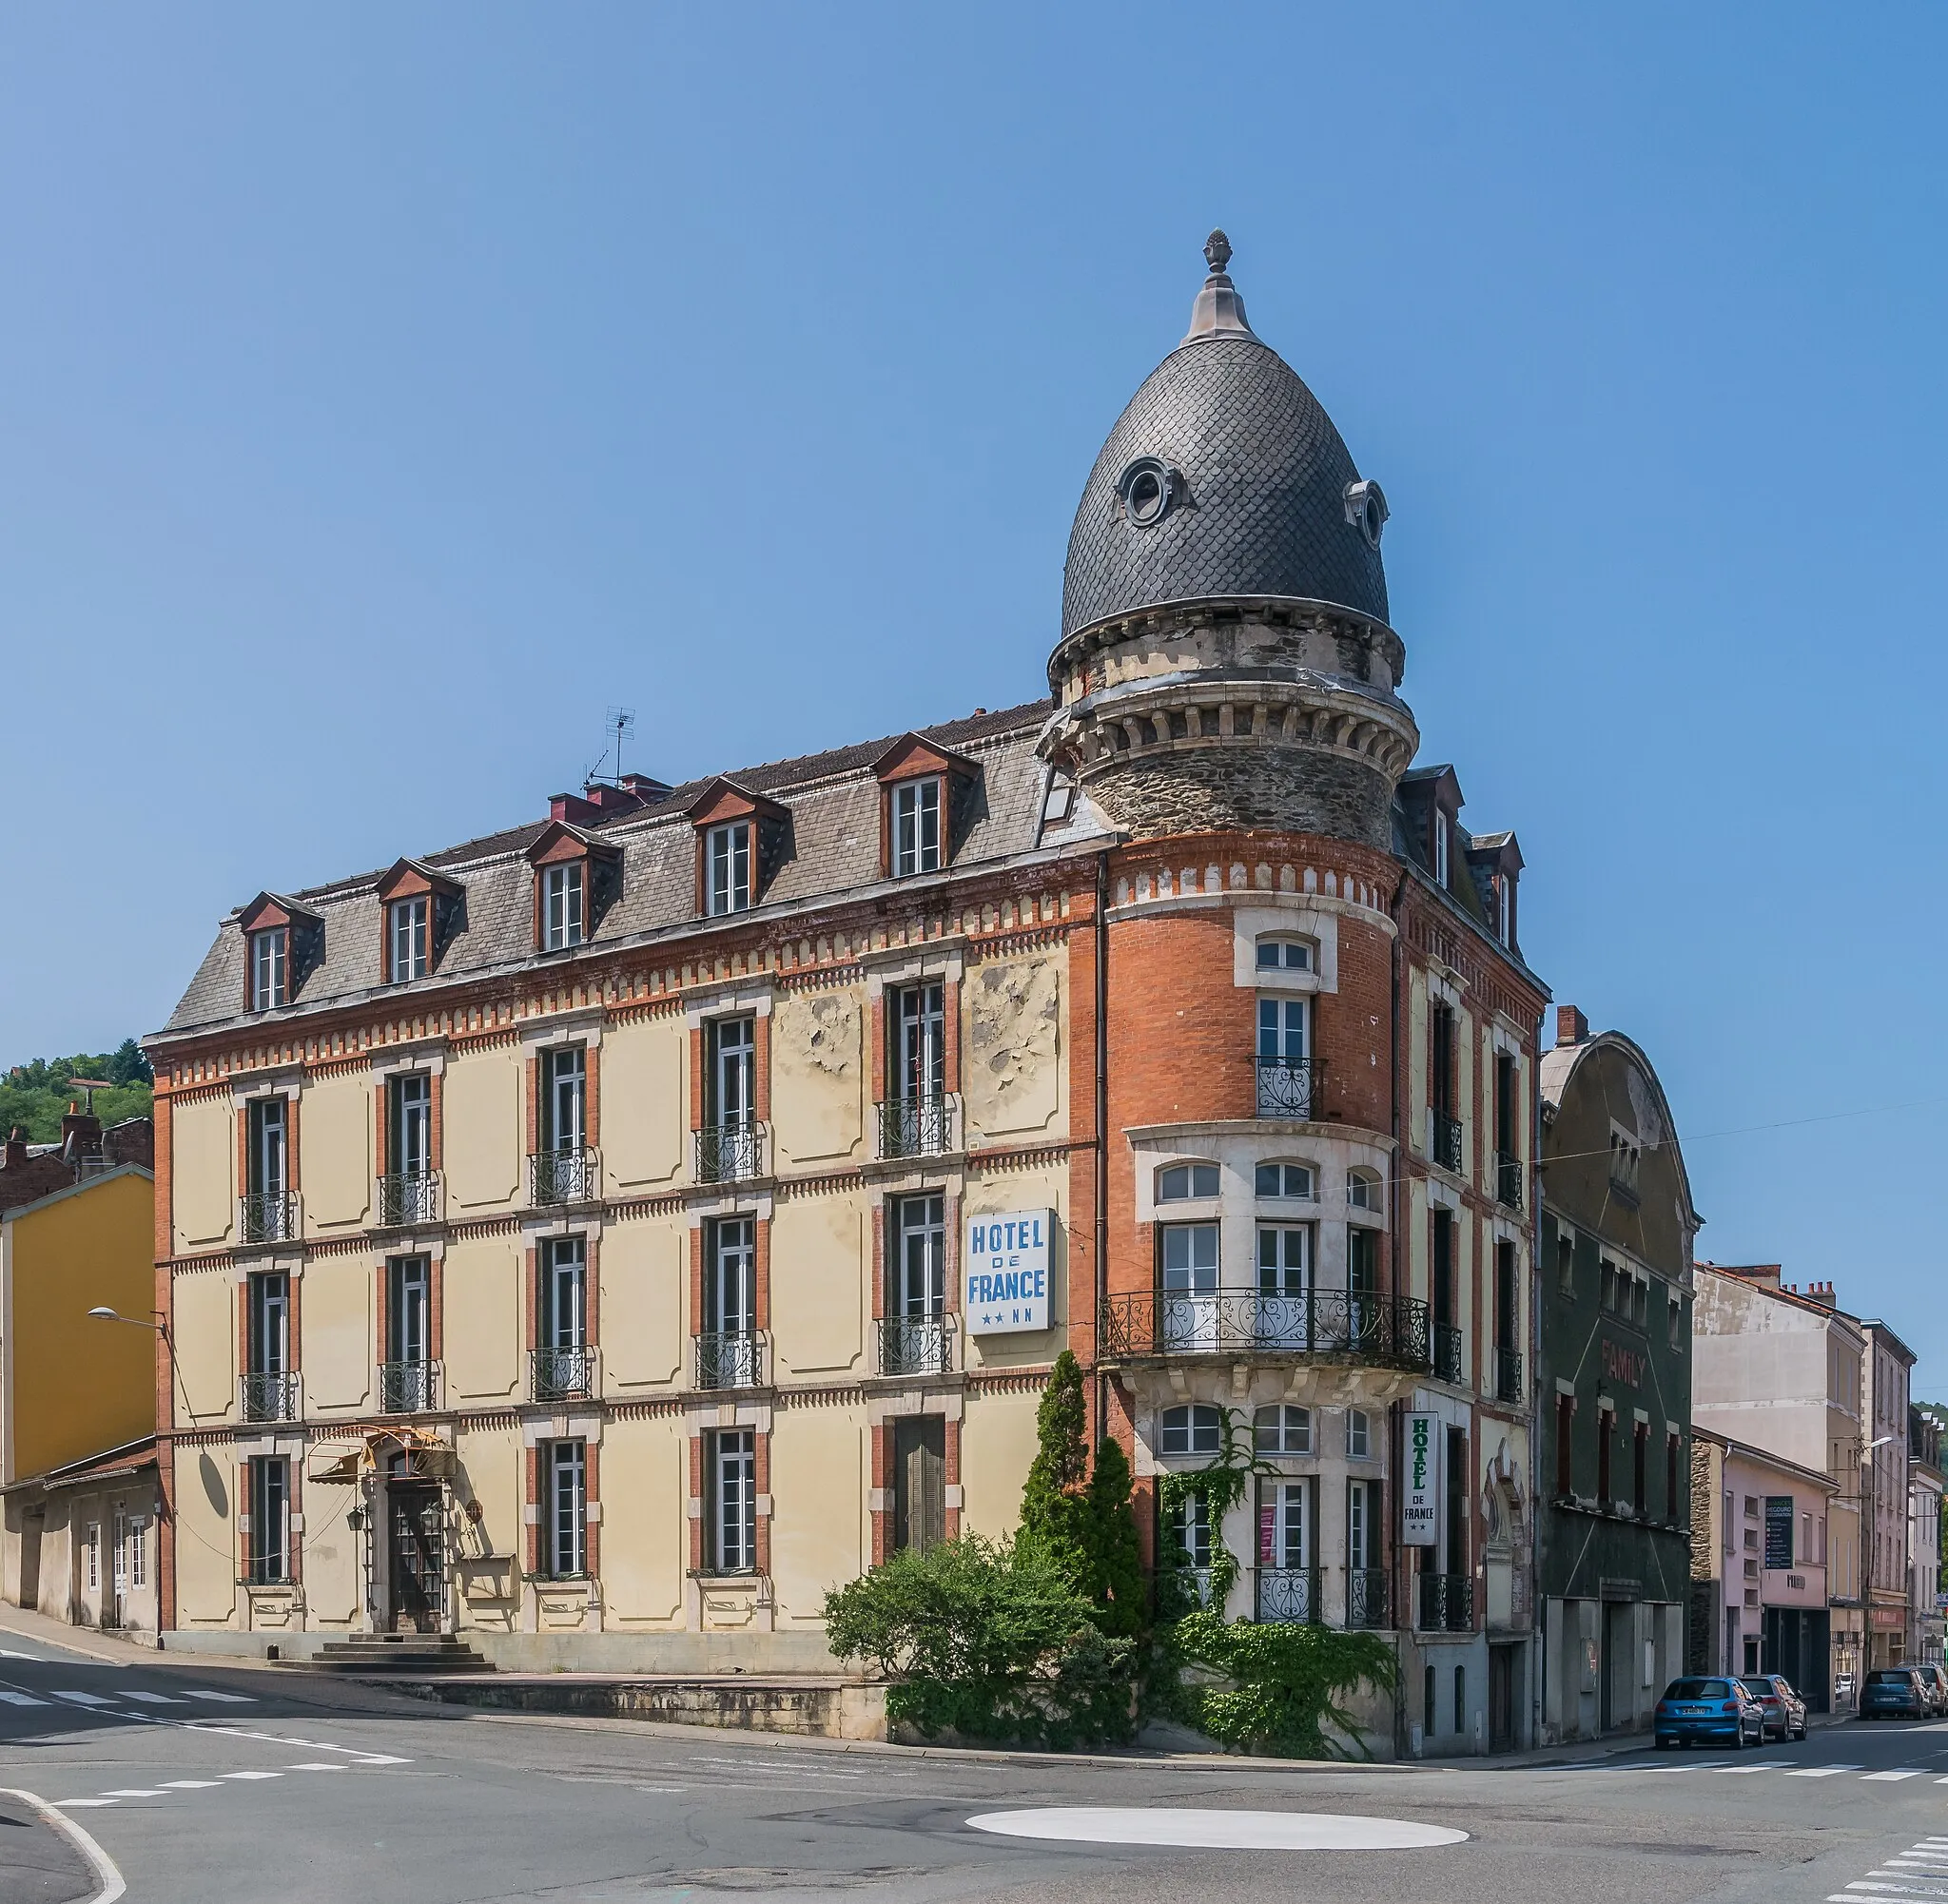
2;1127;25;1171
1803;1280;1837;1309
61;1101;103;1163
1556;1004;1589;1047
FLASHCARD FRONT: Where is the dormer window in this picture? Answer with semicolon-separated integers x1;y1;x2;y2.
707;822;751;916
891;777;942;877
1158;1161;1219;1202
251;929;286;1012
390;897;429;981
1496;878;1511;945
543;864;585;950
1433;814;1450;886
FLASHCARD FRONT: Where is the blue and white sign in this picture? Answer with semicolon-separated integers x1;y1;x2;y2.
965;1211;1054;1334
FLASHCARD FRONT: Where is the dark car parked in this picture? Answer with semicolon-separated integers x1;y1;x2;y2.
1740;1674;1807;1741
1861;1668;1931;1719
1654;1676;1763;1750
1916;1663;1948;1715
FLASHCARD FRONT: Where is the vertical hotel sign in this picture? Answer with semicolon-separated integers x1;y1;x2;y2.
1403;1410;1440;1545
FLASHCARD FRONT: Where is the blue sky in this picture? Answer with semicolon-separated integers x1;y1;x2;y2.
3;9;1942;1369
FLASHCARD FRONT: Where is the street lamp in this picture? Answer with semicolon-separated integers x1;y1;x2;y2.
88;1306;166;1331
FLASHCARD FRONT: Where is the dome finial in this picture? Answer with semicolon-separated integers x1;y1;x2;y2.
1184;228;1252;342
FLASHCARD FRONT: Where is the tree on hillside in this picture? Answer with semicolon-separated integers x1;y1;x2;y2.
0;1043;154;1143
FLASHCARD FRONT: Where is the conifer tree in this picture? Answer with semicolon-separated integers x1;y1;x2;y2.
1017;1350;1091;1589
1086;1431;1145;1636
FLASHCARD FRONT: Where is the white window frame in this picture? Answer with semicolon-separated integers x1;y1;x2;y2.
1496;878;1511;945
391;1071;433;1179
710;1428;757;1574
1346;1408;1372;1460
1347;1168;1379;1211
1254;1404;1312;1456
1159;1161;1220;1203
543;1044;588;1154
1160;1404;1223;1458
248;1456;289;1584
128;1517;147;1589
250;929;286;1011
543;862;586;950
390;895;430;981
1433;813;1451;885
547;1440;587;1578
707;822;752;917
543;1236;588;1351
1254;936;1314;973
891;777;943;877
708;1017;755;1130
1256;1161;1315;1201
85;1522;100;1590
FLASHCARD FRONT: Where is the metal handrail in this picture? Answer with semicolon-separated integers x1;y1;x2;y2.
879;1316;954;1377
530;1346;593;1402
1255;1566;1322;1624
695;1331;766;1390
377;1171;441;1227
1255;1055;1321;1119
1347;1567;1390;1629
1417;1570;1473;1632
1495;1152;1524;1210
238;1192;297;1244
378;1359;438;1414
529;1147;597;1206
239;1371;300;1423
1098;1290;1431;1370
1495;1347;1525;1406
1433;1324;1463;1385
695;1123;763;1184
877;1094;954;1159
1431;1111;1464;1174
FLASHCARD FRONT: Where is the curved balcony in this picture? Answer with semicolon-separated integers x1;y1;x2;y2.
1255;1056;1320;1120
1099;1290;1430;1370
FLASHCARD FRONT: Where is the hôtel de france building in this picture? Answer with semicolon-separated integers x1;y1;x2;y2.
146;236;1549;1756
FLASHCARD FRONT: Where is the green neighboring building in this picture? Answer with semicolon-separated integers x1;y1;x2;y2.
1535;1006;1699;1744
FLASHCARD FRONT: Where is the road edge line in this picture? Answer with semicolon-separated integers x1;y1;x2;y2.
0;1785;127;1903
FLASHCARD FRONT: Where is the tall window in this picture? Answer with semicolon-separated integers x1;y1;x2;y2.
127;1517;147;1590
1348;1478;1378;1571
1256;1223;1310;1348
1159;1221;1219;1350
1494;1239;1516;1353
247;1456;289;1584
1496;877;1511;946
1493;1052;1516;1158
707;822;751;916
390;895;429;981
85;1522;100;1590
386;1255;433;1410
708;1428;757;1573
891;778;943;877
891;1194;945;1321
542;1236;587;1351
1634;1423;1649;1515
1556;1394;1574;1495
1430;1001;1456;1124
389;1072;432;1181
1432;1207;1456;1380
891;982;945;1103
1432;811;1450;884
708;1018;754;1129
1346;1409;1372;1459
546;1440;587;1577
248;1098;287;1200
891;1416;945;1555
707;1217;756;1338
1666;1432;1682;1521
543;862;585;950
1256;996;1310;1060
1261;1478;1310;1569
1166;1491;1213;1573
1347;1224;1378;1298
250;929;287;1011
542;1045;587;1155
247;1272;289;1377
1596;1408;1613;1504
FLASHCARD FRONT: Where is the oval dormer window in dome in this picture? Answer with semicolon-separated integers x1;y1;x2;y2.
1343;477;1389;551
1118;455;1182;529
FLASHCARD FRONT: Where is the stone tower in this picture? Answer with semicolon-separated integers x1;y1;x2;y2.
1041;232;1417;849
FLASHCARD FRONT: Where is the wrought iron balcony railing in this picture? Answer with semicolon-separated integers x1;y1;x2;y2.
529;1147;597;1206
238;1192;297;1244
378;1359;439;1414
1495;1152;1524;1211
694;1122;763;1185
1348;1567;1390;1629
1430;1110;1464;1174
877;1094;955;1160
377;1171;441;1227
1433;1323;1463;1385
1255;1566;1321;1624
1255;1056;1320;1119
1098;1290;1431;1370
1495;1346;1525;1406
239;1370;300;1423
531;1345;593;1403
879;1315;954;1377
694;1331;766;1391
1155;1566;1218;1615
1418;1570;1473;1633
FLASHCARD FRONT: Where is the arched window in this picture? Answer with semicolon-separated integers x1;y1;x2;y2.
1347;1168;1381;1211
1256;1160;1315;1200
1157;1161;1220;1202
1159;1404;1223;1457
1254;1405;1312;1455
1255;936;1315;973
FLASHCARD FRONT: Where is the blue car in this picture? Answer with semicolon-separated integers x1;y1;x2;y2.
1861;1668;1931;1719
1654;1676;1763;1749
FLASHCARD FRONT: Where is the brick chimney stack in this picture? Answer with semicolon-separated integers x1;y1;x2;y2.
2;1128;26;1171
1803;1280;1837;1309
61;1100;102;1163
1556;1004;1590;1046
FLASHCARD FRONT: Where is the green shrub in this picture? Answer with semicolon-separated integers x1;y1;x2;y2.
1169;1609;1397;1758
821;1533;1137;1748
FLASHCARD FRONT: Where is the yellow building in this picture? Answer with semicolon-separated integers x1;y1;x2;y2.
0;1159;161;1632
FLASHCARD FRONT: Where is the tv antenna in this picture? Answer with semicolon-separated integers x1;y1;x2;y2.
585;705;636;787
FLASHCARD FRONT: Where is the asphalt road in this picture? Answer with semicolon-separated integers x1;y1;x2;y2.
0;1628;1944;1904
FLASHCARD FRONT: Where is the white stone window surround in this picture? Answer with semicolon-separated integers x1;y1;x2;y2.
862;938;966;1001
228;1064;305;1108
1232;903;1338;995
684;987;773;1027
520;1008;606;1053
370;1039;447;1080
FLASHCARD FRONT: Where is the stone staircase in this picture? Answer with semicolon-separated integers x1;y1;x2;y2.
295;1632;492;1676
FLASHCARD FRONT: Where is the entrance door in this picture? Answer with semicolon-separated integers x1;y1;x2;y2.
388;1482;445;1633
1489;1644;1515;1753
891;1417;945;1556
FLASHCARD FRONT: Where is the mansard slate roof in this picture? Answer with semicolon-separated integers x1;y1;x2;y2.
158;700;1102;1039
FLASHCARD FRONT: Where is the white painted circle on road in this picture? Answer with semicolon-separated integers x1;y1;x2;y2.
966;1807;1468;1851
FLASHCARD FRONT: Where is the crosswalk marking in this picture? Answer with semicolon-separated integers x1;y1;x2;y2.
1785;1763;1864;1777
100;1788;167;1798
0;1691;49;1707
184;1690;254;1703
50;1691;115;1706
0;1650;42;1661
161;1779;222;1789
1862;1770;1928;1782
221;1770;281;1780
1713;1759;1791;1773
120;1690;187;1705
286;1762;346;1772
52;1798;117;1808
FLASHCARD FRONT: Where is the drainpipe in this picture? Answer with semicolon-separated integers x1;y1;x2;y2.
1389;865;1410;1758
1094;848;1111;1439
1529;1002;1546;1749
